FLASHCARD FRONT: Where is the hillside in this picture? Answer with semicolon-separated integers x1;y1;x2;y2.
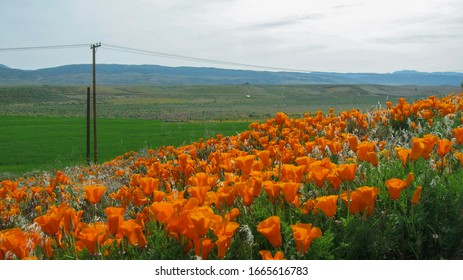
0;64;462;86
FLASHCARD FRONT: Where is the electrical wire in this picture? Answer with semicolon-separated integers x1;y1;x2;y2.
102;43;312;73
0;43;91;52
0;42;312;72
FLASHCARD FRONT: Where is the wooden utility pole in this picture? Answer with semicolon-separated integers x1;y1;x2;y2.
86;87;91;165
91;42;101;164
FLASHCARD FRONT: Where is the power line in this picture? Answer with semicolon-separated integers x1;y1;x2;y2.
1;42;313;72
102;43;312;73
0;43;91;52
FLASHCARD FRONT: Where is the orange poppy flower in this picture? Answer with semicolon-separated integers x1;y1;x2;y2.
235;181;258;207
280;182;300;204
189;172;218;188
290;223;322;256
453;127;463;145
189;208;213;238
385;178;408;201
262;181;280;203
396;148;411;165
347;134;358;152
34;212;63;236
188;186;211;206
340;186;380;216
314;195;338;218
215;235;229;259
281;164;306;183
411;186;423;205
212;220;240;239
310;166;330;187
421;134;438;159
119;219;147;248
234;155;256;176
153;190;166;202
215;185;237;208
149;201;175;223
78;222;108;254
104;207;125;236
357;141;375;162
109;186;132;208
336;163;357;182
437;138;453;158
259;250;285;260
410;138;425;161
0;228;30;259
200;238;215;260
300;199;316;214
257;216;282;248
210;219;239;258
405;172;414;187
366;151;379;166
139;177;159;196
83;185;107;204
255;150;271;168
455;152;463;165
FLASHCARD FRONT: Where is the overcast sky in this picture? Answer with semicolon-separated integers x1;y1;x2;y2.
1;0;462;73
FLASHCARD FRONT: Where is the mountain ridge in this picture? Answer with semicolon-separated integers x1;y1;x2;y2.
0;63;462;86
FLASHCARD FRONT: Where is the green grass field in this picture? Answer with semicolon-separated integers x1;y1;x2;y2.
0;116;248;179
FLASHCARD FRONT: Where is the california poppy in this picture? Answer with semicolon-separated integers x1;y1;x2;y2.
139;177;159;196
290;223;322;256
262;181;280;203
235;181;257;207
405;172;414;187
259;250;285;260
410;138;425;161
347;134;358;152
78;222;108;254
149;201;175;223
257;216;282;248
83;185;107;204
340;186;380;216
211;220;239;258
119;220;147;248
34;212;63;236
437;138;453;158
336;163;357;182
421;134;438;159
314;195;338;218
411;186;423;205
396;148;411;166
189;208;213;238
188;186;211;206
357;141;375;162
280;182;300;204
385;178;408;201
255;150;271;168
216;235;229;259
310;166;330;188
234;155;256;176
0;228;30;259
200;238;215;260
104;207;125;236
453;127;463;145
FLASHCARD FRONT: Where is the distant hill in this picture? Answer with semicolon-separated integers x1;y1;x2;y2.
0;64;462;86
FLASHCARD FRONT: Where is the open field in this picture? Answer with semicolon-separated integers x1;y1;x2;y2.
0;84;460;178
0;116;248;179
1;84;459;121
